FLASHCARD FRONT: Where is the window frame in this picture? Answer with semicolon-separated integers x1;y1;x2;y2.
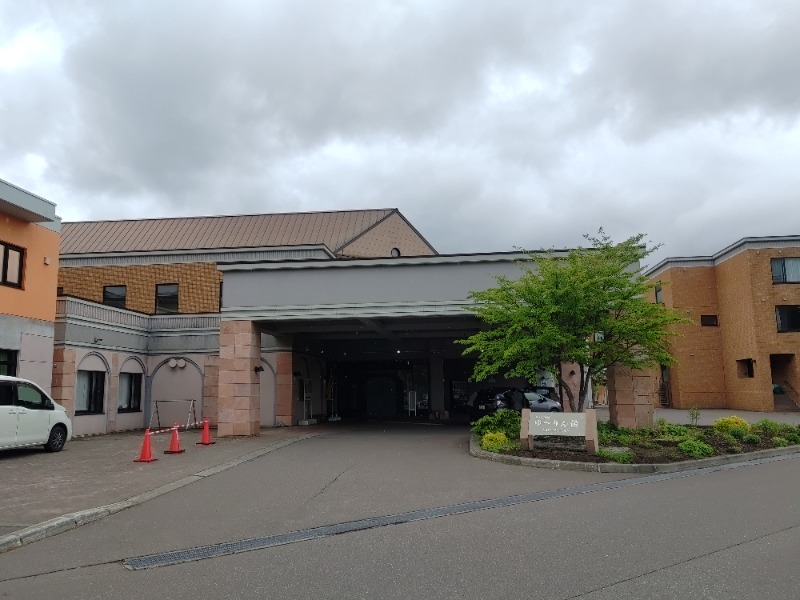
102;285;127;309
76;370;105;415
771;258;800;284
0;240;25;288
0;349;18;377
776;305;800;333
117;372;143;412
700;314;719;327
654;285;663;304
155;283;179;315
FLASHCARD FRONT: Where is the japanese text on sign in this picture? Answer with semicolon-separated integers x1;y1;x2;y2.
529;414;587;437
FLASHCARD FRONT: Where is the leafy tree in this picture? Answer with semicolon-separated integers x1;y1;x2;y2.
458;231;689;412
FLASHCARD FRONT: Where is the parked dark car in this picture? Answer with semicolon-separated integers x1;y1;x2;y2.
467;386;562;421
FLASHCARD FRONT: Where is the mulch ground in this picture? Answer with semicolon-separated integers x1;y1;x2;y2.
500;433;787;464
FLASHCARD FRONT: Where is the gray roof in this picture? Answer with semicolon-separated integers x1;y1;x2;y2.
61;208;399;255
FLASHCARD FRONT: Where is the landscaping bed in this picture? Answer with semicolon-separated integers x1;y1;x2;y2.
473;411;800;465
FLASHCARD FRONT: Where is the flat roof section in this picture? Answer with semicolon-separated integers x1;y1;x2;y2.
0;177;57;223
646;235;800;278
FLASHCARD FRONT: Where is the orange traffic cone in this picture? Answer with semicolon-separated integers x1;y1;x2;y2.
164;424;186;454
134;429;158;463
197;418;215;445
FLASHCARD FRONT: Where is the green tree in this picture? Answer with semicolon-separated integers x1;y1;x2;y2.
458;231;689;412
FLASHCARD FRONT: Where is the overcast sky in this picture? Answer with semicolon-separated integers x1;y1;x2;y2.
1;1;799;265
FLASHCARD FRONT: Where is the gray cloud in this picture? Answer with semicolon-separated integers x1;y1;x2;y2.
1;0;799;266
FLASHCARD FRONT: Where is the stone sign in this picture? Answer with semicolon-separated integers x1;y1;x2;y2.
520;408;599;454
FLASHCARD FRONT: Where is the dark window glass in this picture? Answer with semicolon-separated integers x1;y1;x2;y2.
654;285;663;304
700;314;718;327
0;383;13;406
76;371;105;414
16;384;47;410
0;349;18;376
776;305;800;332
155;283;179;314
118;373;142;412
0;241;24;288
103;285;127;309
772;258;800;284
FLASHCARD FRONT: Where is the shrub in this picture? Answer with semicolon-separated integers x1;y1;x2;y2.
784;433;800;445
743;433;761;444
678;439;715;458
658;423;692;440
688;407;700;426
616;433;638;448
480;432;516;452
772;436;790;448
752;419;781;438
472;409;522;441
729;426;748;440
713;416;750;434
632;438;660;449
597;449;635;464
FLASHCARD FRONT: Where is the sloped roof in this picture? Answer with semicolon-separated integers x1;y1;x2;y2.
60;209;398;255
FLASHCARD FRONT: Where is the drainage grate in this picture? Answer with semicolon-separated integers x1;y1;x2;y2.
124;453;795;570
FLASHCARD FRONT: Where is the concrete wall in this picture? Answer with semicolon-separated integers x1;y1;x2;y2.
224;260;526;310
0;315;54;390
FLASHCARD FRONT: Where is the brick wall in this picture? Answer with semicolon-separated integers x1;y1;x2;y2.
59;263;222;314
652;247;800;412
339;212;435;258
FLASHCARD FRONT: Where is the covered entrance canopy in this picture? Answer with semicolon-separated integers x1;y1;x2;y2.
215;252;545;434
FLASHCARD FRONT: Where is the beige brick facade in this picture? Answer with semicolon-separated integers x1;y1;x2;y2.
650;246;800;412
58;263;222;314
338;212;436;258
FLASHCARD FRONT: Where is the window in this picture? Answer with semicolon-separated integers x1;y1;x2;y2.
700;314;719;327
776;305;800;333
736;359;755;378
118;373;142;412
0;350;17;376
0;240;24;288
654;285;663;304
103;285;127;309
16;384;49;410
76;371;105;414
771;258;800;284
155;283;179;314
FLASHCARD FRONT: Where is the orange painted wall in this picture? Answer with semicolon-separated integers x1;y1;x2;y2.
0;213;60;322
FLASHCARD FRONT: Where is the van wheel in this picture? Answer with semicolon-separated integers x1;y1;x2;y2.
44;425;67;452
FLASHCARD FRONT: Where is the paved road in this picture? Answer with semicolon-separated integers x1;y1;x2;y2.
1;424;797;599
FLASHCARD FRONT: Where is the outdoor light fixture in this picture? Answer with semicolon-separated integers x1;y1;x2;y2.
254;365;265;373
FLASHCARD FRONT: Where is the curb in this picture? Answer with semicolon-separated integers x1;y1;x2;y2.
0;433;318;554
468;435;800;473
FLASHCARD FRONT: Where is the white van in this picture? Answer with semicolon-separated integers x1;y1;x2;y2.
0;375;72;452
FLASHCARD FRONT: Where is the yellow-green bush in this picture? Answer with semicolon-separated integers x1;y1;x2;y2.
480;431;514;453
712;416;750;434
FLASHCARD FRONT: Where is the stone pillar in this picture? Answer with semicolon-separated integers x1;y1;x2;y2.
203;356;219;426
51;348;77;417
429;352;445;418
274;352;295;426
607;364;657;429
218;321;261;437
108;353;119;432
